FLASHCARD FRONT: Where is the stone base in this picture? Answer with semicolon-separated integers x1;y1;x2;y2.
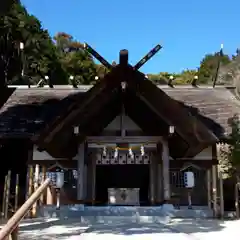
36;205;213;224
36;205;175;224
173;206;213;218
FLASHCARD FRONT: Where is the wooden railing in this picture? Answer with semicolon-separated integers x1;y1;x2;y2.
0;178;51;240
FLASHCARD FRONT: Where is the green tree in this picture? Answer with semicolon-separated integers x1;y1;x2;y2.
0;1;60;86
226;115;240;174
95;64;108;80
174;70;197;84
53;32;97;85
198;53;231;84
219;115;240;178
148;72;171;84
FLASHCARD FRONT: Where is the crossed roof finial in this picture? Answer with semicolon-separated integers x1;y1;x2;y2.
83;43;162;71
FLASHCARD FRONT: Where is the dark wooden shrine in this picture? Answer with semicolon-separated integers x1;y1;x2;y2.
33;43;217;159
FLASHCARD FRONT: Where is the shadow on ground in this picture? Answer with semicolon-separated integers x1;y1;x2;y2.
84;222;175;235
167;218;231;234
83;218;229;236
18;218;89;240
17;217;231;239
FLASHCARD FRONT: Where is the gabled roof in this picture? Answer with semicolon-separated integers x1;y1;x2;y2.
2;84;239;158
27;65;218;158
127;72;217;157
34;65;128;152
0;88;85;138
1;85;236;138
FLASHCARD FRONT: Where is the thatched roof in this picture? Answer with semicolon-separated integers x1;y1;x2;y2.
0;85;238;139
0;88;85;137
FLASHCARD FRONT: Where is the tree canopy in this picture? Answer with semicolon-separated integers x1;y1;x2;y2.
1;1;240;87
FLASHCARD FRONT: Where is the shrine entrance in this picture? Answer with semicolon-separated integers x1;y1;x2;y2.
95;161;150;206
87;136;161;206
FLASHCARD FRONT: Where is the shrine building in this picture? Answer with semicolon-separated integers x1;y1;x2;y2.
0;45;238;207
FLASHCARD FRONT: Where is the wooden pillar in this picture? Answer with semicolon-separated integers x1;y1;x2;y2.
235;181;240;218
32;164;39;217
156;163;163;204
4;171;11;219
77;143;85;200
26;148;33;202
83;164;87;200
149;154;155;204
86;154;93;204
46;186;54;205
162;139;170;201
216;144;224;218
46;169;54;205
149;153;158;204
92;154;96;204
212;165;218;217
25;166;29;202
219;171;224;219
40;166;47;205
207;169;212;209
28;165;34;196
27;165;34;217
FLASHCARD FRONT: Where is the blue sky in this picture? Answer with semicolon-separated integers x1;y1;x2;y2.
22;0;239;74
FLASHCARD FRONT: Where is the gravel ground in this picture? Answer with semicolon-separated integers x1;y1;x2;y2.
7;218;239;240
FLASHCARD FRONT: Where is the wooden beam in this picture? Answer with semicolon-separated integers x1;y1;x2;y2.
28;160;78;169
86;136;162;144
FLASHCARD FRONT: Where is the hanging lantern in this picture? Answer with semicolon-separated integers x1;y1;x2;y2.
102;146;107;157
129;148;134;159
121;81;126;90
114;147;118;159
55;170;64;210
169;125;175;134
74;126;79;135
140;145;145;156
55;171;64;189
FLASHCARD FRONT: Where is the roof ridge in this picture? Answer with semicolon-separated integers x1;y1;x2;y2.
7;85;236;90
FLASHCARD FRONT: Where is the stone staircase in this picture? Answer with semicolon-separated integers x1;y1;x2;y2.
37;205;173;225
172;206;213;218
36;205;213;224
1;205;214;239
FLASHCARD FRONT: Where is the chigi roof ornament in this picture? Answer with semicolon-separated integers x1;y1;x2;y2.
83;42;162;71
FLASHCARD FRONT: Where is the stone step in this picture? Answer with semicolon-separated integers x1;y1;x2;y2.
37;205;213;220
38;205;172;216
173;208;213;218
